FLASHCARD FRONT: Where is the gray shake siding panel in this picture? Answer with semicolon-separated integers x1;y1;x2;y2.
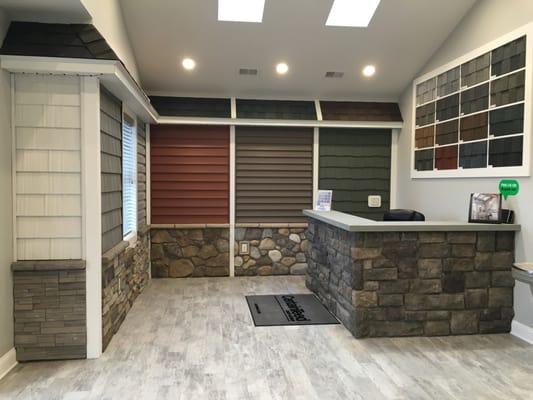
100;87;123;253
319;128;391;220
137;119;147;228
235;127;313;223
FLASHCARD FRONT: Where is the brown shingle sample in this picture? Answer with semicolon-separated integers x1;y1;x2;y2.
460;112;488;142
150;125;230;224
415;126;434;148
490;70;525;107
320;101;402;122
436;120;458;146
235;126;313;223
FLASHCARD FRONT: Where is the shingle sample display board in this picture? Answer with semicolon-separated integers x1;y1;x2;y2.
413;34;528;176
235;126;313;223
319;128;391;220
150;125;230;224
236;99;316;120
150;96;231;118
246;295;339;326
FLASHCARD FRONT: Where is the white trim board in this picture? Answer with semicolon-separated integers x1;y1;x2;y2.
511;320;533;345
0;348;17;381
411;21;533;179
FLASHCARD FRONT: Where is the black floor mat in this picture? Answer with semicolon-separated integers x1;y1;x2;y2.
246;294;340;326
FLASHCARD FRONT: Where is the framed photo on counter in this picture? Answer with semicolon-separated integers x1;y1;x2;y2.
468;193;502;223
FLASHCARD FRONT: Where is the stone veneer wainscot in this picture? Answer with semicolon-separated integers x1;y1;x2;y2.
305;219;517;337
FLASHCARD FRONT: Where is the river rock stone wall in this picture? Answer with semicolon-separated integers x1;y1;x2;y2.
235;227;308;276
151;228;230;278
102;227;150;350
305;219;515;338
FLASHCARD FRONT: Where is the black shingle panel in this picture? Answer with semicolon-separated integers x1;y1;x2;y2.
319;101;402;122
460;141;487;169
415;102;435;127
461;83;489;115
414;149;434;171
489;136;523;167
1;22;119;60
436;94;459;122
489;103;524;136
492;36;526;76
236;99;316;120
490;70;525;107
150;96;231;118
436;120;458;146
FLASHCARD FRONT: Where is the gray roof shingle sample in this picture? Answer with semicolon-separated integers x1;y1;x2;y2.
437;66;460;97
236;99;316;120
460;141;487;169
415;102;435;127
489;136;523;167
489;103;524;136
461;53;490;88
414;149;434;171
460;83;489;115
416;77;436;105
319;101;403;122
492;36;526;76
436;120;458;146
1;21;119;60
490;70;525;107
149;96;231;118
436;93;459;122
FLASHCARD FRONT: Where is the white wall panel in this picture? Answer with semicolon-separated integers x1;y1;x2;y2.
14;74;82;260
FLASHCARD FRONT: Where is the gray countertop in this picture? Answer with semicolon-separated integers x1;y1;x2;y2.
303;210;521;232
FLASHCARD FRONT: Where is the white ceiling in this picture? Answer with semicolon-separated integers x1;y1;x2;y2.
120;0;477;101
0;0;90;23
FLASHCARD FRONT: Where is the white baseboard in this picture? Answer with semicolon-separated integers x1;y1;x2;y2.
511;320;533;345
0;348;17;381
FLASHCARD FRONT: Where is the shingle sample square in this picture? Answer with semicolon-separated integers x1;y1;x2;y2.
416;102;435;127
460;112;488;142
491;36;526;76
489;103;524;136
460;141;487;169
461;53;490;88
150;96;231;118
416;78;436;105
414;149;434;171
489;136;523;167
436;120;458;146
236;99;316;120
435;145;458;170
415;125;434;148
437;67;460;97
490;70;525;107
436;94;459;122
319;101;402;122
461;83;489;115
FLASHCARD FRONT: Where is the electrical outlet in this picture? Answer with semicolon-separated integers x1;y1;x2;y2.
368;195;382;208
240;241;250;255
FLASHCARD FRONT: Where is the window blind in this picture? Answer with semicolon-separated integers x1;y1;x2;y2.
122;116;136;237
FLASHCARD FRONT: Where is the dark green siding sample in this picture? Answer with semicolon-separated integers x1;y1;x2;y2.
461;53;490;88
489;103;524;136
490;70;525;107
489;136;523;167
236;99;316;120
150;96;231;118
461;83;488;115
436;94;459;122
491;36;526;76
460;142;487;169
415;102;435;126
415;149;434;172
319;128;391;220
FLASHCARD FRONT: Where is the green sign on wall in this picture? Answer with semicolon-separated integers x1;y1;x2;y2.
499;179;520;200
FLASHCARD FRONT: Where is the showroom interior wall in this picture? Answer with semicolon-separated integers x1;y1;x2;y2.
397;0;533;337
0;8;14;375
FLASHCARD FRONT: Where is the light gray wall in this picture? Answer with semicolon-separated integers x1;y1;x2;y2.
397;0;533;329
0;9;13;358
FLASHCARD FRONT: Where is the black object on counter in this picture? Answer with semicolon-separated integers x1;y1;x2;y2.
383;209;426;221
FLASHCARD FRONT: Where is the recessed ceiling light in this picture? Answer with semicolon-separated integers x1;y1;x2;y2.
182;58;196;70
362;65;376;77
218;0;265;23
326;0;381;27
276;62;289;75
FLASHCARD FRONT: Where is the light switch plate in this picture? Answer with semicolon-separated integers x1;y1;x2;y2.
368;195;382;208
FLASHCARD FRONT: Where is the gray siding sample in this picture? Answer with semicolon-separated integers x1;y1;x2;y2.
101;87;122;253
415;149;434;171
415;102;435;127
437;66;460;97
319;129;391;220
490;70;525;107
461;83;488;115
137;119;147;229
436;120;458;146
236;99;316;120
416;77;436;105
460;142;487;169
149;96;231;118
436;94;459;122
235;126;313;223
491;36;526;77
461;53;490;88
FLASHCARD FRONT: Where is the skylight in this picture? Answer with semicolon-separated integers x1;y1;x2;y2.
218;0;265;23
326;0;381;27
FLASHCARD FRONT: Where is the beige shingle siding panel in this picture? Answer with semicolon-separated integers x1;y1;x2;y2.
100;87;123;253
14;74;82;260
236;127;313;223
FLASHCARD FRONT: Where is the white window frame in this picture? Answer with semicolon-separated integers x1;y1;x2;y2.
122;108;137;244
411;22;533;179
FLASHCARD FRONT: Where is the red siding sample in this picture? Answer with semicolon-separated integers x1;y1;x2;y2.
150;125;229;224
435;145;458;170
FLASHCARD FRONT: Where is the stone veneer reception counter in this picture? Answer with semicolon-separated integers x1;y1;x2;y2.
303;210;521;338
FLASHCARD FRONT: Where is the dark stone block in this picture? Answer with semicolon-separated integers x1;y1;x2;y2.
367;321;424;337
427;310;450;320
419;243;450;258
443;258;474;272
398;258;418;279
418;232;446;243
382;241;418;260
378;280;410;294
443;272;465;293
447;232;476;244
465;271;490;288
363;268;398;281
480;308;501;321
465;289;488;308
410;279;442;294
425;320;450;336
479;320;512;334
379;294;404;306
491;271;515;287
488;287;513;307
405;311;427;321
418;259;442;278
474;253;493;271
244;228;263;240
492;252;514;270
405;294;464;310
477;232;495;252
451;245;476;258
496;232;514;251
451;310;479;334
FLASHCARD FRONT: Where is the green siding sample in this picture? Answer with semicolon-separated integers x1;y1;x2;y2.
319;128;391;220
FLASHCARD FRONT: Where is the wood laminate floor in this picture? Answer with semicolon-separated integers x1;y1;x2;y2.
1;276;532;400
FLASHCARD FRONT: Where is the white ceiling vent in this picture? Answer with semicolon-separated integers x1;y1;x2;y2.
325;71;344;78
239;68;258;76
